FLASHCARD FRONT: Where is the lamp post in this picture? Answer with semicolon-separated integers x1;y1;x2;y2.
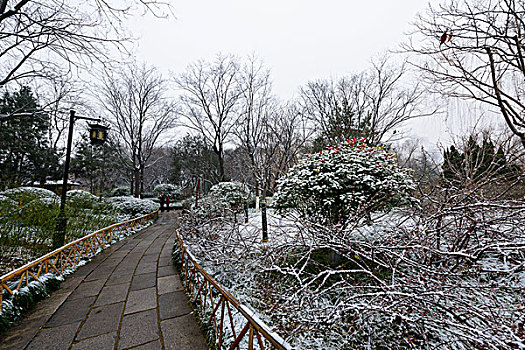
53;110;108;249
261;199;268;242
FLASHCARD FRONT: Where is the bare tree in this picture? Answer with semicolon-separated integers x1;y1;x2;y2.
175;54;243;182
404;0;525;148
98;63;177;198
33;76;93;152
300;56;433;146
0;0;171;87
234;56;275;197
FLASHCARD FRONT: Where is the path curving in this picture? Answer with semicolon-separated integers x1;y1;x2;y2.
0;211;208;350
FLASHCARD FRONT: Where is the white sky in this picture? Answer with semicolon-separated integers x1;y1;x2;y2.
130;0;429;99
128;0;505;148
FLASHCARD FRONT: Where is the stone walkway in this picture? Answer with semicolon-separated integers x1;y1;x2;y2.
0;211;208;350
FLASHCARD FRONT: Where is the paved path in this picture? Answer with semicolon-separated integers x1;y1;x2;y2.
0;211;208;350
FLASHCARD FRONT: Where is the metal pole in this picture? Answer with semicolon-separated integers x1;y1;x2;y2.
195;177;200;207
261;200;268;242
53;110;75;249
244;200;249;224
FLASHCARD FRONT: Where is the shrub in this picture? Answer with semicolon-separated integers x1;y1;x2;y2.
110;186;130;197
0;187;123;263
107;196;159;217
66;190;103;209
273;137;416;224
209;182;249;211
2;187;58;205
153;184;182;201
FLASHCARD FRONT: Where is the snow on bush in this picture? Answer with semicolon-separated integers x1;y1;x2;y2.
209;182;249;211
2;187;58;204
153;183;182;200
0;195;17;211
67;189;98;201
0;188;159;276
107;196;159;217
177;195;525;349
66;190;103;209
109;186;130;197
273;137;416;224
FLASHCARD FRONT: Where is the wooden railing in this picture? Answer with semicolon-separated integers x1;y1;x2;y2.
175;232;291;350
0;211;158;311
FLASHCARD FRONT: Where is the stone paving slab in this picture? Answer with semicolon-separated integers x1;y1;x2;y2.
68;279;106;300
46;296;95;327
118;309;159;349
157;275;184;295
158;264;177;278
158;292;193;321
77;302;124;339
125;287;157;315
70;332;117;350
94;283;129;306
26;322;81;350
133;339;163;349
131;271;156;291
0;211;207;350
161;314;209;350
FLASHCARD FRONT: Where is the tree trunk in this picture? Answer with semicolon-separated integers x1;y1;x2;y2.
217;147;225;182
134;167;140;198
140;164;145;198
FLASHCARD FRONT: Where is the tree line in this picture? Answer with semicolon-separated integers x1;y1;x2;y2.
1;0;524;202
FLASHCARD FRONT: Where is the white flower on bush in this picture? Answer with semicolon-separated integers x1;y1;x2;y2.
108;196;159;217
209;182;248;210
273;137;416;223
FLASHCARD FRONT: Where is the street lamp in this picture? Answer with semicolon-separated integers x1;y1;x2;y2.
53;110;108;249
88;122;109;145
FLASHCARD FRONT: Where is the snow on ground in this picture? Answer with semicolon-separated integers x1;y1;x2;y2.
178;206;525;349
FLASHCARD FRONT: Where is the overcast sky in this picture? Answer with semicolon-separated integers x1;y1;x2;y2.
127;0;501;147
130;0;429;99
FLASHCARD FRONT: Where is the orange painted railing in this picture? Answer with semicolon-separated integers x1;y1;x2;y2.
175;232;291;350
0;210;158;311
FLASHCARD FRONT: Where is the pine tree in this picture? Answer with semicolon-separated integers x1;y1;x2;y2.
0;86;59;188
442;135;521;184
70;135;121;194
170;134;220;190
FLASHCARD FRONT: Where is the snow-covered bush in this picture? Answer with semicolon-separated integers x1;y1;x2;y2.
209;182;248;211
109;186;130;197
1;188;124;272
66;190;103;209
107;196;159;217
2;187;58;205
273;137;416;223
153;183;182;200
177;204;525;349
0;195;17;212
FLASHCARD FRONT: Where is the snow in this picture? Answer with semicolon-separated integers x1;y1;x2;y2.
177;203;525;349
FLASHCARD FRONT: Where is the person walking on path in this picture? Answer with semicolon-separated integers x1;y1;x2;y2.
166;195;170;212
159;193;166;212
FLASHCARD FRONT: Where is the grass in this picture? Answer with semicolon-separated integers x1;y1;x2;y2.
0;188;122;275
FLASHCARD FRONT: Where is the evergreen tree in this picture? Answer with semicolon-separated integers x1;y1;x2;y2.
442;135;521;184
0;86;59;188
442;145;462;181
170;134;220;191
70;135;122;194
